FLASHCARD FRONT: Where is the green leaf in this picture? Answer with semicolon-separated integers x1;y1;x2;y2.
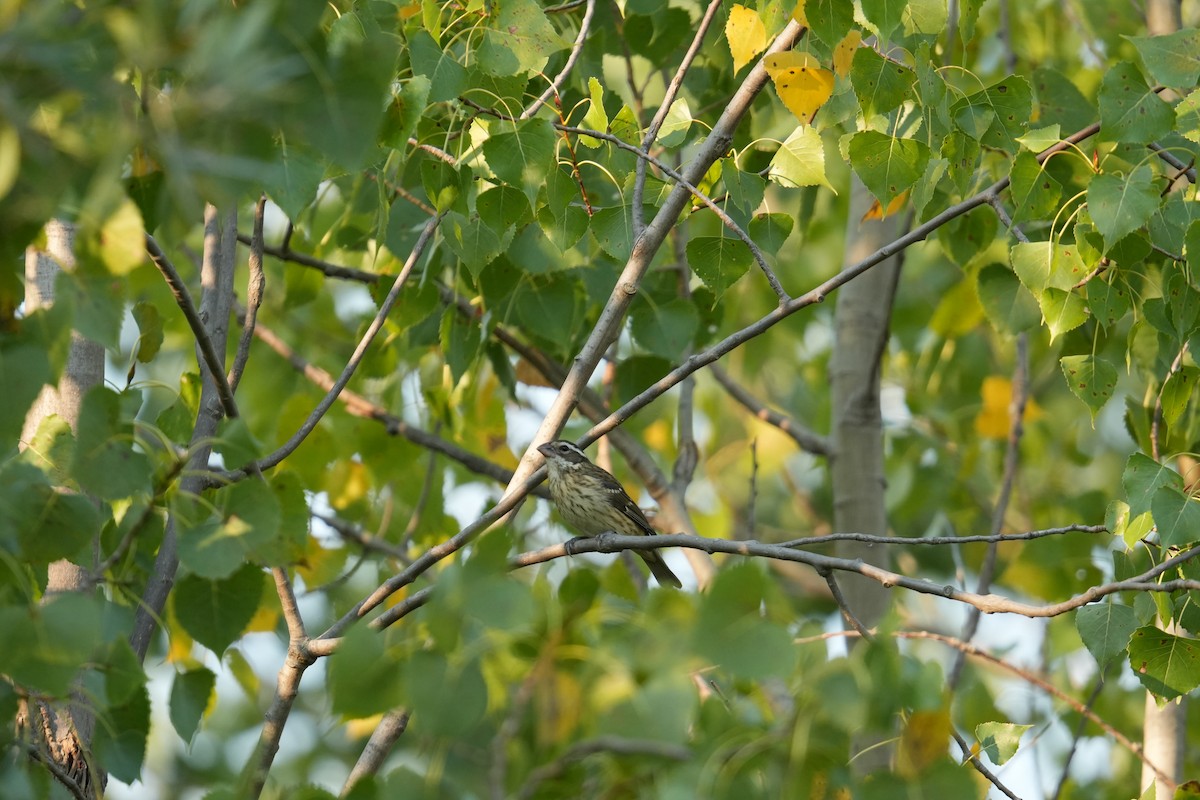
537;205;589;253
1077;603;1137;666
1008;152;1062;225
174;564;265;655
860;0;904;41
850;47;916;117
847;131;930;206
724;163;766;212
657;97;692;148
1033;68;1095;132
748;213;793;255
483;118;557;203
407;30;467;104
1151;486;1200;548
1124;453;1182;518
477;0;568;77
1161;366;1200;429
94;683;150;783
630;299;699;360
951;76;1032;152
131;301;163;364
1178;89;1200;144
687;236;754;298
693;564;796;680
1126;29;1200;88
1098;62;1174;144
513;274;579;347
1128;626;1200;701
405;651;488;736
1017;124;1061;153
476;185;531;235
1039;289;1088;340
976;263;1040;334
1060;355;1118;419
1087;166;1159;251
578;77;609;148
767;126;832;190
975;721;1030;765
169;667;216;743
177;479;282;578
1010;242;1090;293
805;0;855;45
442;211;503;277
71;387;152;500
590;204;651;261
1086;278;1131;328
57;268;124;351
16;481;98;566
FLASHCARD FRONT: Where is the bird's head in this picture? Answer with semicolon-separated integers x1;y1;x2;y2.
537;439;590;470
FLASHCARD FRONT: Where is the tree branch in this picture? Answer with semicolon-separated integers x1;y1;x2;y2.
709;364;831;456
215;212;444;485
144;233;240;419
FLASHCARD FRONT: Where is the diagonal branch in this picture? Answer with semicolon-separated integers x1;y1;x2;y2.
214;212;444;486
144;233;240;419
709;364;831;455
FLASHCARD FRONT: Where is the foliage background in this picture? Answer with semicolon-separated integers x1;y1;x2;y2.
2;0;1200;798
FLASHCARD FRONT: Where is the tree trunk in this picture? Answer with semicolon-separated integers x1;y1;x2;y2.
20;218;106;797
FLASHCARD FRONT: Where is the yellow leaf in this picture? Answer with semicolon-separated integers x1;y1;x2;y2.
792;0;807;26
765;51;834;124
862;190;909;220
930;277;984;338
727;5;767;73
975;376;1044;439
898;707;951;777
832;29;861;77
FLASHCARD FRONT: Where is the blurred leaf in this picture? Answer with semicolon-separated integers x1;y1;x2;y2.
1126;29;1200;88
631;299;699;360
169;667;216;743
71;387;152;500
94;682;150;783
976;263;1040;334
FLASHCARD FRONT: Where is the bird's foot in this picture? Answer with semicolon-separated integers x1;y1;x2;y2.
592;531;620;553
564;536;588;556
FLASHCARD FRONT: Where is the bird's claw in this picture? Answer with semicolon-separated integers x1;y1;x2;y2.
564;536;587;556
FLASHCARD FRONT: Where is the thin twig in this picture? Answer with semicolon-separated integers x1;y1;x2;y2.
779;524;1106;549
228;195;266;394
273;567;307;642
508;532;1200;620
821;568;873;641
313;512;409;561
144;234;240;419
949;332;1028;687
709;364;831;455
215;212;445;485
1050;674;1106;800
522;0;596;119
633;0;726;238
951;729;1022;800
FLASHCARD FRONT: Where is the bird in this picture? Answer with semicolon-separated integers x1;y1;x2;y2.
537;439;683;588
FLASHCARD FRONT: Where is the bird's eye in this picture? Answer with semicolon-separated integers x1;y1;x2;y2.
557;444;570;453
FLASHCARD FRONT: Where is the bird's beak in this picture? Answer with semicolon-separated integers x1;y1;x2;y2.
536;442;553;458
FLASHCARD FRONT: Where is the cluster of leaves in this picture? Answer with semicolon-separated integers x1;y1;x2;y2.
2;0;1200;797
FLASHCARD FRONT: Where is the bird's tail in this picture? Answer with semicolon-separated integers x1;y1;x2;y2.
640;550;682;588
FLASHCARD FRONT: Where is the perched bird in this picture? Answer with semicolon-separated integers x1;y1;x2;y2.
537;439;683;588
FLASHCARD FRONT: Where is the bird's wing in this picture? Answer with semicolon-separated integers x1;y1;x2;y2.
597;472;657;536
